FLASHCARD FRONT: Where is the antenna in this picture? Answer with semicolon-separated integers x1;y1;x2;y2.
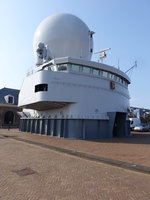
94;48;111;63
118;58;120;69
125;61;137;74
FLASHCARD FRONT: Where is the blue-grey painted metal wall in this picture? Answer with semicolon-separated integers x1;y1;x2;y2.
19;115;130;139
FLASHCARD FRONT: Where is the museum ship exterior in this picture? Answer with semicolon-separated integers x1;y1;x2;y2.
18;13;131;139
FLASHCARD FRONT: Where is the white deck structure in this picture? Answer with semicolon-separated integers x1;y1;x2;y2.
18;13;131;139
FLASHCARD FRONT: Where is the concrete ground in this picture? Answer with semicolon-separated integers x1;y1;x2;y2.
0;129;150;200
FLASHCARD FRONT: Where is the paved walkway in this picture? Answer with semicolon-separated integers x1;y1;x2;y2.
1;129;150;168
0;129;150;199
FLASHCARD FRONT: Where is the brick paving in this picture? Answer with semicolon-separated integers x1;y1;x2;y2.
2;129;150;167
0;129;150;199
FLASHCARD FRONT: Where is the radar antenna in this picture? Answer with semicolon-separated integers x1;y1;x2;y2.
94;48;111;63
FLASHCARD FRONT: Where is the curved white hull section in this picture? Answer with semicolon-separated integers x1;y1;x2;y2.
19;70;129;120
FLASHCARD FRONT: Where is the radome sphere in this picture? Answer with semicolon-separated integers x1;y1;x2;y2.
33;13;93;61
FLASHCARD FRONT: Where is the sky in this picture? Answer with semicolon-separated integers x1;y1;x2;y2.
0;0;150;108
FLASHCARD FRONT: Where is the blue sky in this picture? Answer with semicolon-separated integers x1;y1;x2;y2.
0;0;150;108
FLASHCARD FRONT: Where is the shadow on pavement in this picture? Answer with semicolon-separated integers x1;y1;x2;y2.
87;132;150;145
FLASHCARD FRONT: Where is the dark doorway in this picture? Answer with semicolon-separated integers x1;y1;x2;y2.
113;112;126;137
4;111;14;124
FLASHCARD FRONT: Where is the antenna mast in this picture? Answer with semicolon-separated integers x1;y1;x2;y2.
125;61;137;74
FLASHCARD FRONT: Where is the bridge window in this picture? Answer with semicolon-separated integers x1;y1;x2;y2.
93;69;99;76
83;66;90;74
109;73;115;80
116;76;121;83
71;64;80;71
125;81;128;86
57;64;67;71
102;70;108;78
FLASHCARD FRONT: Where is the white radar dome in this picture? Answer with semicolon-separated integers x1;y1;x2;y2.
33;13;94;62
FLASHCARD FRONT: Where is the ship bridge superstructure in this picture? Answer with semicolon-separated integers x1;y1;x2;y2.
18;13;131;139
